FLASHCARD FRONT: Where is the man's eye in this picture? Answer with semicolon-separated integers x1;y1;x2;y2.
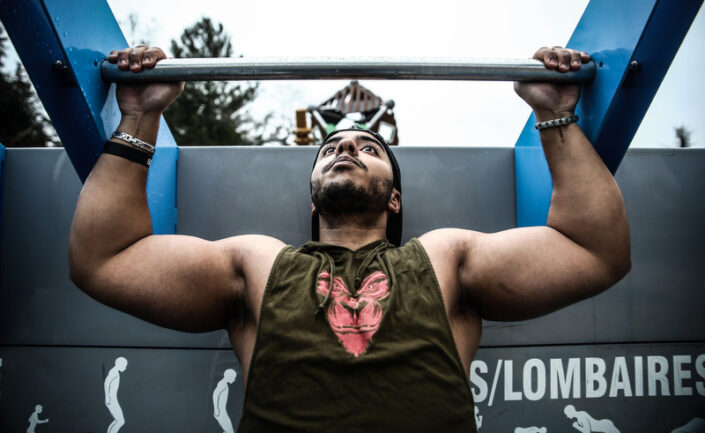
362;145;377;153
323;146;334;155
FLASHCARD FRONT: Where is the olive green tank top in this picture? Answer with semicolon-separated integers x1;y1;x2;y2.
238;239;477;433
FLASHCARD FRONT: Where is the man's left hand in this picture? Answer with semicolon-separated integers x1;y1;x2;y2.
514;46;590;121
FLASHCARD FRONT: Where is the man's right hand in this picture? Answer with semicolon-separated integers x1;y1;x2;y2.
107;46;184;118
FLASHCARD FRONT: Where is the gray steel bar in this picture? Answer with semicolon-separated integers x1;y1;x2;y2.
100;57;596;83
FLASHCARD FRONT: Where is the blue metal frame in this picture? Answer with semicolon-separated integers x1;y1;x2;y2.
515;0;703;226
0;0;178;234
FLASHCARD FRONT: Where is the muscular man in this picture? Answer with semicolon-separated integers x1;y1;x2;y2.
69;46;630;432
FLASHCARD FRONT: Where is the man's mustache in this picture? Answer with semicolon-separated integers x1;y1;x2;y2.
323;155;366;173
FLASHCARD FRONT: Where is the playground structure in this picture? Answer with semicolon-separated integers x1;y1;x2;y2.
306;80;400;146
0;0;703;431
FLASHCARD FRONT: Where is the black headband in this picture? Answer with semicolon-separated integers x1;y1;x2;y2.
311;127;403;246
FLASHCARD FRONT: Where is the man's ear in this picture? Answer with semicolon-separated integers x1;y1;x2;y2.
387;189;401;214
311;203;317;215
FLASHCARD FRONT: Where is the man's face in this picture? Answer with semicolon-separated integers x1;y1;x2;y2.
311;130;397;218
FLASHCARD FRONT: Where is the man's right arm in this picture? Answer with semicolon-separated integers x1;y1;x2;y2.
69;46;282;332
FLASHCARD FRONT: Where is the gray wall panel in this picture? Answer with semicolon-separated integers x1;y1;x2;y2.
175;147;517;244
176;147;319;245
1;343;702;432
613;149;705;342
470;342;705;432
0;149;227;348
482;149;705;346
394;147;516;236
2;147;704;348
1;146;704;432
0;346;242;432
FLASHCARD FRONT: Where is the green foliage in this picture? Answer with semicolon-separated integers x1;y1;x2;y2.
0;26;59;147
120;13;153;47
0;26;5;71
674;125;692;148
164;17;261;146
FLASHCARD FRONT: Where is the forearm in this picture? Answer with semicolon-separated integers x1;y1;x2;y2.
69;114;160;283
71;45;182;284
538;110;631;277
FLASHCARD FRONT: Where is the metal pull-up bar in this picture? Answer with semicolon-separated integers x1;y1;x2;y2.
100;57;597;83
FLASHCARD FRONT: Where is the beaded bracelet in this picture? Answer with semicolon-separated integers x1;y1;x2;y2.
534;115;579;130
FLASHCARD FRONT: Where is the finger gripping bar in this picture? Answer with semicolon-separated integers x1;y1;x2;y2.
100;57;596;83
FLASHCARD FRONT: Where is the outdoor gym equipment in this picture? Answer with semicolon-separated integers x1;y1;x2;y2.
100;57;596;83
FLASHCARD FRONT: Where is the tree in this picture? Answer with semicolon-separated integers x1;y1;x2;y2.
164;17;261;146
119;12;153;47
0;25;59;147
674;125;692;148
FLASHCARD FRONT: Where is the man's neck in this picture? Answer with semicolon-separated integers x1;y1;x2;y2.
317;213;387;250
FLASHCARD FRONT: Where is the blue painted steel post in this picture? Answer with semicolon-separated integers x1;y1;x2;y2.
514;0;703;226
0;0;178;234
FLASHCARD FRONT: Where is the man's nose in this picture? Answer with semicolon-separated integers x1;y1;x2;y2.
336;138;358;156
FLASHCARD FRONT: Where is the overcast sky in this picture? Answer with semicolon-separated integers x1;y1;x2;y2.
7;1;703;148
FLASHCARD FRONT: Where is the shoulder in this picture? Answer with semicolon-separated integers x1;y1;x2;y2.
216;235;288;327
215;234;286;251
417;228;483;264
213;234;287;287
416;229;485;308
215;235;287;266
216;234;287;251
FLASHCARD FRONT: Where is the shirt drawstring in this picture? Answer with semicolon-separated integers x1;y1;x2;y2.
314;240;393;316
379;250;396;296
314;251;336;316
353;241;389;292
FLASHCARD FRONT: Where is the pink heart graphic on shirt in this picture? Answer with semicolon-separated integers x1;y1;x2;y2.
317;271;390;357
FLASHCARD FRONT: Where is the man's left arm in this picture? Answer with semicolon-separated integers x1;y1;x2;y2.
425;47;630;321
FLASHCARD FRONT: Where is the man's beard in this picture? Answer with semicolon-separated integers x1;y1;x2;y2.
311;176;394;219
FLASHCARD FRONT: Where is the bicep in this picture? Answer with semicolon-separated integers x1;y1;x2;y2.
461;226;613;321
83;234;243;332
